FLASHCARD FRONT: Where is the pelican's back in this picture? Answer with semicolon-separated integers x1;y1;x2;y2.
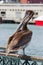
12;30;32;49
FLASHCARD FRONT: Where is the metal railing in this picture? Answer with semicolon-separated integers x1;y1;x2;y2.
0;47;43;65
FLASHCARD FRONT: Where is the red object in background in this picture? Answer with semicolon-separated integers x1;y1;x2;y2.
20;0;27;4
35;20;43;26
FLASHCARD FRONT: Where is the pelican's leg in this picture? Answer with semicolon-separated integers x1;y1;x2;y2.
23;48;25;55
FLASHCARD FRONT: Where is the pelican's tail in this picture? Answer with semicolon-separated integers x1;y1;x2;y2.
6;48;10;56
6;48;18;56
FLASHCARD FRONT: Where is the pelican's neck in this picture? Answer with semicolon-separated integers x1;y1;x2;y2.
22;23;28;31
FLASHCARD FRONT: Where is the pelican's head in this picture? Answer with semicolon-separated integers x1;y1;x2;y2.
22;10;34;30
25;10;34;17
23;10;34;24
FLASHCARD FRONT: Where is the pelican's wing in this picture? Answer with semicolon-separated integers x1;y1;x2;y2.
12;30;32;49
6;31;24;54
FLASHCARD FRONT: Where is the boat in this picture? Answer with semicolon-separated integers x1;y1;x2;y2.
34;16;43;26
0;0;43;23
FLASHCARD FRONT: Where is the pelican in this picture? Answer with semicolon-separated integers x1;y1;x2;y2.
6;10;34;55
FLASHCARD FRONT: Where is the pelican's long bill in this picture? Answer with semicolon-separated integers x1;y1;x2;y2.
16;10;34;31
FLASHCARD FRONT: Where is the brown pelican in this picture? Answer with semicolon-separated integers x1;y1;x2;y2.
6;10;34;55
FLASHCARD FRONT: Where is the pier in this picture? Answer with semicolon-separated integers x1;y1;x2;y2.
0;47;43;65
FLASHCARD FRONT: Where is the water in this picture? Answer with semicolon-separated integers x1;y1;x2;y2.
0;24;43;57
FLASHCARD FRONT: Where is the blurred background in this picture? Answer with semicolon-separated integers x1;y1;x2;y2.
0;0;43;3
